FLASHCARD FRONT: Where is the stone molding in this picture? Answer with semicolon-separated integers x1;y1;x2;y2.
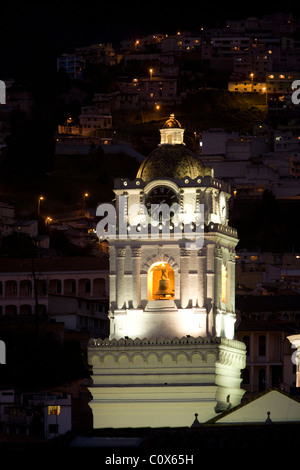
88;336;246;368
89;335;221;347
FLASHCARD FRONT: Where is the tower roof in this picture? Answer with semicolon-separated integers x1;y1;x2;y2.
136;115;213;182
136;144;213;182
162;113;182;128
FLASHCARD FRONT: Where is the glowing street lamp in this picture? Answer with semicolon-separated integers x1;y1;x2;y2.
38;196;44;216
82;193;89;215
149;68;153;79
250;73;254;92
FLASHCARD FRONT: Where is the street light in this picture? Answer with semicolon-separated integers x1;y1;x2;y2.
250;73;254;92
82;193;89;215
38;196;44;216
149;68;153;79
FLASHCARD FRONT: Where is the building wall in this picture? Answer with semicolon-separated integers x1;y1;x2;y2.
0;259;108;327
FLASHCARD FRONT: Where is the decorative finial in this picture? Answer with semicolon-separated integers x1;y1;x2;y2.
191;412;201;428
265;411;272;424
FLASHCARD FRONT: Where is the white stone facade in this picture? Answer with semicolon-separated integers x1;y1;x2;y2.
89;336;246;428
108;174;238;341
88;117;246;428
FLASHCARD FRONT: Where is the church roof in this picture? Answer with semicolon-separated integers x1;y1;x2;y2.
136;144;213;182
205;388;300;424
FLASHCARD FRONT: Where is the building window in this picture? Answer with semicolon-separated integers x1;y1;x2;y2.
243;335;250;355
48;424;59;434
85;280;91;293
148;262;175;300
259;368;266;391
48;405;60;416
242;368;250;384
259;335;266;356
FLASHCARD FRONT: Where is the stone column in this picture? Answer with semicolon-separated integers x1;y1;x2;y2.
180;247;190;309
197;248;206;308
227;252;236;313
288;335;300;387
116;246;126;309
131;247;141;309
214;247;222;311
206;244;215;336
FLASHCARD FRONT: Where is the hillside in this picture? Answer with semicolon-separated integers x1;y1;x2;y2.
0;90;268;215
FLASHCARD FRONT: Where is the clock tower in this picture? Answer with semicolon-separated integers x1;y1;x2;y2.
88;115;246;428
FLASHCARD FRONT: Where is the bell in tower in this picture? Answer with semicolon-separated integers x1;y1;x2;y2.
156;267;172;298
149;262;175;300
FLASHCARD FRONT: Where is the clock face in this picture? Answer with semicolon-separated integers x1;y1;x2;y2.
219;192;226;223
145;186;178;221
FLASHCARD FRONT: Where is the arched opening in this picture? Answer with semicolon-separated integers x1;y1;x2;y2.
148;262;175;300
258;368;266;391
242;367;250;385
167;133;173;144
258;335;266;356
243;335;250;356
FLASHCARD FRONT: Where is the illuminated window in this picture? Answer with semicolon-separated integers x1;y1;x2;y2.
148;262;175;300
221;264;227;303
48;405;60;416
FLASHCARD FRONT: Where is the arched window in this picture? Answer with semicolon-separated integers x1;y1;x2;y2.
259;335;266;356
242;368;250;385
148;262;175;300
221;264;227;303
56;280;62;294
243;335;250;356
259;368;266;391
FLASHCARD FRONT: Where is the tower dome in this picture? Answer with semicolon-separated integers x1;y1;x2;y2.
163;114;182;128
136;115;214;182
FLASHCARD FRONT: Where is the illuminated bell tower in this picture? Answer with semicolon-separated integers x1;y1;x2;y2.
88;115;246;429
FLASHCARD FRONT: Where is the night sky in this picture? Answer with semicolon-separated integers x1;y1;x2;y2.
2;3;300;77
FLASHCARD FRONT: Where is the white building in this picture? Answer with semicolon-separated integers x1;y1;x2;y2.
0;256;109;336
88;115;246;428
57;54;85;79
0;390;72;439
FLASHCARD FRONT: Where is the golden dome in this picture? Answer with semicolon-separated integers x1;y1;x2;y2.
163;114;182;128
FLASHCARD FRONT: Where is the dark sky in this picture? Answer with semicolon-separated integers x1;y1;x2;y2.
1;3;300;77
